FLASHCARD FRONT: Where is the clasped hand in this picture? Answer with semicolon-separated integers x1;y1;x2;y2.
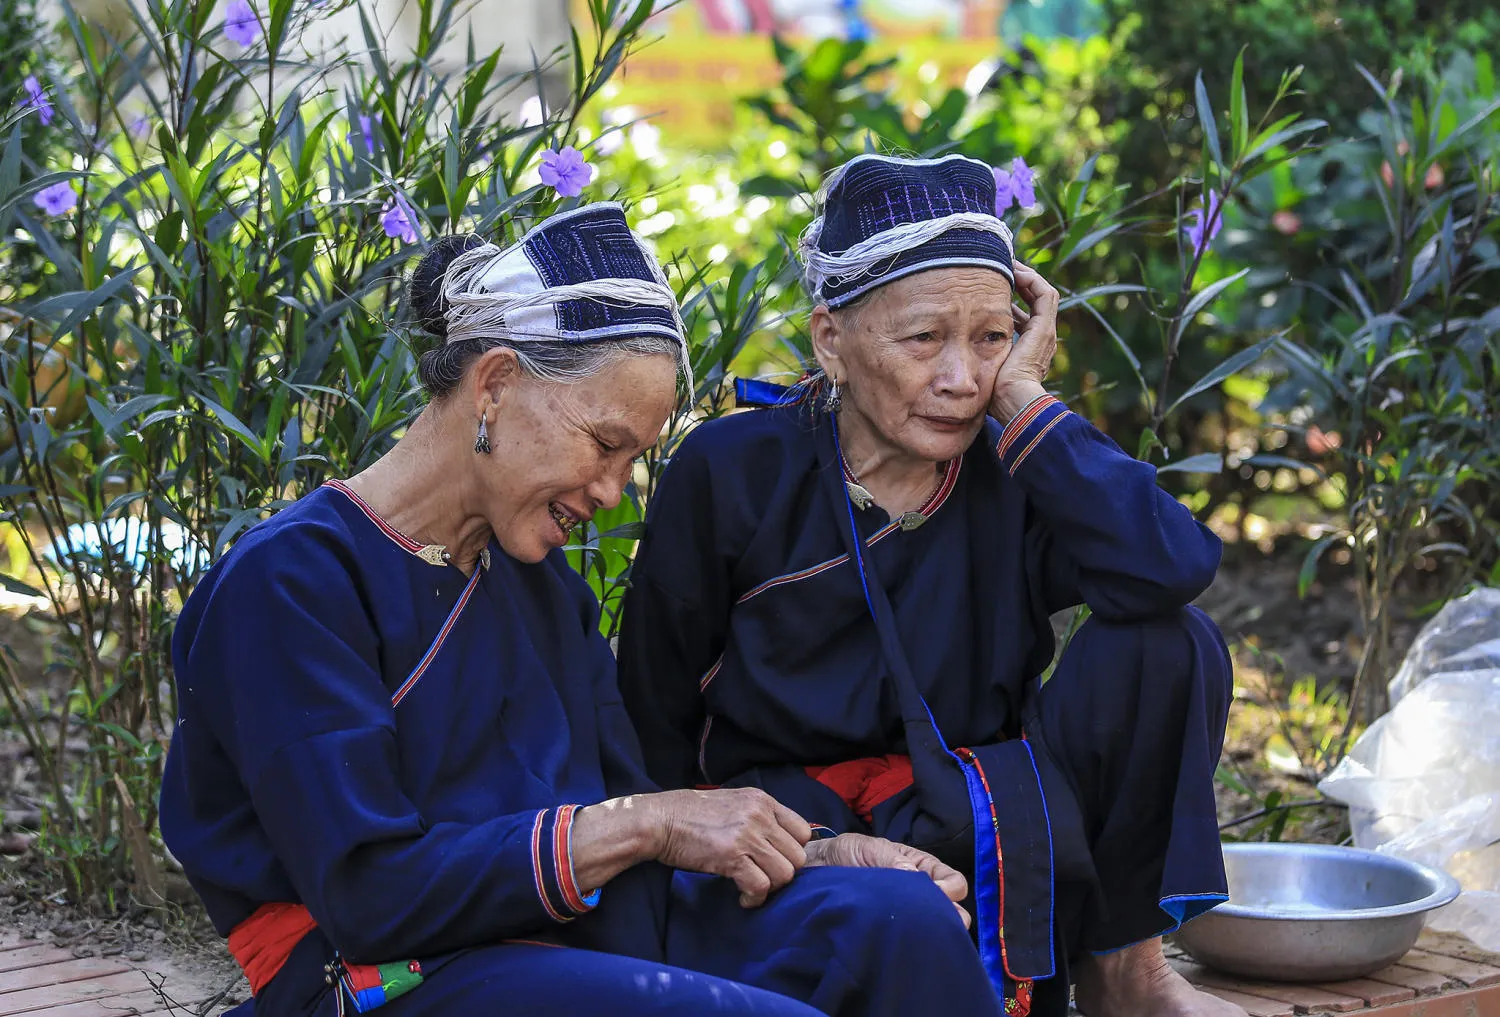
645;788;970;927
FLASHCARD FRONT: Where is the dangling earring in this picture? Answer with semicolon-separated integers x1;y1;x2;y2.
474;413;492;455
824;378;842;414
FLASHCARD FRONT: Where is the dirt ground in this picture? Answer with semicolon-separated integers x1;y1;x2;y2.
1197;539;1434;843
0;854;246;1012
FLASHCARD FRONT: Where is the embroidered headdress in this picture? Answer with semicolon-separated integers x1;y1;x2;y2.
436;202;685;349
799;154;1015;309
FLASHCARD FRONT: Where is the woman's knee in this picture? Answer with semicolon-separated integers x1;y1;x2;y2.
806;866;973;953
1067;606;1232;704
1163;606;1234;708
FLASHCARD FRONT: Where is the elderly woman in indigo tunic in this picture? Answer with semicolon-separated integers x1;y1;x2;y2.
158;204;1003;1017
617;156;1245;1017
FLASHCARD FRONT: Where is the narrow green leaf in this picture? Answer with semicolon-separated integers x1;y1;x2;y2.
1157;453;1224;474
1167;333;1279;415
1429;98;1500;163
1057;284;1146;310
1230;50;1247;157
1071;154;1099;217
1077;301;1150;402
0;574;44;598
1136;427;1164;461
29;268;144;340
1215;762;1253;797
741;174;803;198
197;397;268;460
0;129;21;208
1242;120;1326;164
1298;534;1341;598
1414;542;1469;559
1195;71;1222;169
1181;267;1251;323
1058;223;1125;267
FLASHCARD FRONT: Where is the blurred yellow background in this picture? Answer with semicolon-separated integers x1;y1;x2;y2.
571;0;1005;142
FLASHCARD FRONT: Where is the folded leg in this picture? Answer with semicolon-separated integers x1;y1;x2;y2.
667;865;1005;1017
1027;605;1234;954
368;941;825;1017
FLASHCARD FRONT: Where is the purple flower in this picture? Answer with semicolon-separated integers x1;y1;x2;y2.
1183;191;1225;257
1009;157;1036;209
224;0;259;47
129;115;153;139
993;156;1036;214
33;181;78;216
22;76;54;127
539;146;593;198
993;166;1015;214
380;196;419;244
348;113;376;157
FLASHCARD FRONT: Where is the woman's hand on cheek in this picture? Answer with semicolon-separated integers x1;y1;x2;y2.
989;261;1059;421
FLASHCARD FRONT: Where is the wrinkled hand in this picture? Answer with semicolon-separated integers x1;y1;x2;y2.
804;833;971;929
646;788;812;908
990;260;1060;421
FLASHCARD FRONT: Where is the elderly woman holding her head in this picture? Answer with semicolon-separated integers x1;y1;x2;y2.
158;204;1004;1017
618;156;1245;1017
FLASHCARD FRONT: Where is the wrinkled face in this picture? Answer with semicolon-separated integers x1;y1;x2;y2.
477;352;678;563
813;267;1015;463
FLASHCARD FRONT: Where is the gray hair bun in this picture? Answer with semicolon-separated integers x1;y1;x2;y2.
411;234;488;340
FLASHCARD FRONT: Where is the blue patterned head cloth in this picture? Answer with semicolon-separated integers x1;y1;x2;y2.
440;202;684;348
800;154;1015;309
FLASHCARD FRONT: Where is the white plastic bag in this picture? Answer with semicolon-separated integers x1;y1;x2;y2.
1319;587;1500;951
1388;587;1500;706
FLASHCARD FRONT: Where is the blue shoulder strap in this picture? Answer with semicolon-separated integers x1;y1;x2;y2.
733;378;807;409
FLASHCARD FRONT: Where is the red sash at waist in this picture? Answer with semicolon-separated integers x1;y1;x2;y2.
806;754;914;824
227;902;318;995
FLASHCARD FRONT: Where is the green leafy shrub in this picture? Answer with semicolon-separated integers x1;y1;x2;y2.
1247;55;1500;724
1101;0;1499;137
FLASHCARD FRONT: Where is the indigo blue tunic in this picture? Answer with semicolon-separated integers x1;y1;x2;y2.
160;481;1004;1017
617;392;1235;1015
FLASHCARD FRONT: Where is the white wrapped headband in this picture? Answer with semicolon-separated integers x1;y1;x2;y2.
798;211;1015;305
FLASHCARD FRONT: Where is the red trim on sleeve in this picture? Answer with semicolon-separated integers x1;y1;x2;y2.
552;805;594;913
530;809;568;922
1008;413;1068;476
996;396;1059;458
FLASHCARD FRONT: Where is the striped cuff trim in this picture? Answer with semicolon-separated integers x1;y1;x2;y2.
531;806;601;922
996;394;1060;458
558;805;601;911
996;397;1069;476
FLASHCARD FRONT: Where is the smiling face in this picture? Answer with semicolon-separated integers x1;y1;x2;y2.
811;266;1015;463
472;349;678;563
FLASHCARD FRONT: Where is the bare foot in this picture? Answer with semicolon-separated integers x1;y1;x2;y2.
1074;938;1248;1017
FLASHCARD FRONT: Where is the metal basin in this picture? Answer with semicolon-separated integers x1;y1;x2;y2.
1174;842;1461;982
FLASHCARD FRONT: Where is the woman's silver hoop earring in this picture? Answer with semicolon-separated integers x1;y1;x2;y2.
824;379;842;414
474;415;492;455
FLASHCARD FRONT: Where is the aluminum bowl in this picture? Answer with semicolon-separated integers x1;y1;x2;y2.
1174;842;1461;982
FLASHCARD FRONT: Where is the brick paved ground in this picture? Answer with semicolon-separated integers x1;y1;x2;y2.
3;924;1496;1015
0;930;224;1016
1168;930;1500;1017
